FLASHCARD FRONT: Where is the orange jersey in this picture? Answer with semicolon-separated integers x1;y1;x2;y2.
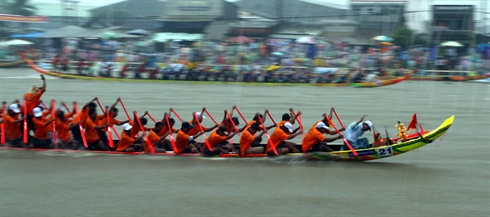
116;131;135;152
72;107;89;125
97;113;120;132
245;120;264;131
186;118;209;136
175;130;190;154
157;124;176;137
24;91;43;115
223;121;237;134
207;130;227;148
32;117;50;140
239;129;255;157
3;114;22;140
302;128;327;153
147;129;160;145
266;128;289;154
83;117;100;143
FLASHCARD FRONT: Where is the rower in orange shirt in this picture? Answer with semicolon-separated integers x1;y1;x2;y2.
203;125;238;156
220;106;241;134
71;98;98;148
266;111;303;156
3;103;26;147
175;121;203;154
159;111;177;151
83;109;110;150
302;122;343;153
244;110;275;148
239;123;266;157
55;105;79;149
24;75;46;134
186;108;218;151
31;107;55;148
116;123;145;152
96;98;129;146
130;111;149;137
146;122;171;153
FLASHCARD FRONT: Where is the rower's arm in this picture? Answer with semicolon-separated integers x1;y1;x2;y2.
220;110;227;125
40;75;46;93
109;98;120;112
205;125;218;132
83;97;98;108
225;131;237;140
355;115;366;126
287;130;303;140
254;131;266;140
323;135;342;143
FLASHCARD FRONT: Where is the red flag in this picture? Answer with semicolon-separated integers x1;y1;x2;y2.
407;113;417;131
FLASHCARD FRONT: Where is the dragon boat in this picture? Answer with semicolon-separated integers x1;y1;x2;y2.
25;59;409;88
1;116;454;161
0;60;25;68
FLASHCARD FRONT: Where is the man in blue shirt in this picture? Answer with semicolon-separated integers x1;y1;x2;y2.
342;115;373;150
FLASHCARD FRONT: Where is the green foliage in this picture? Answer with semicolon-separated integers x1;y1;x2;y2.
391;26;427;50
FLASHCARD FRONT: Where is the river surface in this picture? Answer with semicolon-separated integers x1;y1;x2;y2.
0;68;489;217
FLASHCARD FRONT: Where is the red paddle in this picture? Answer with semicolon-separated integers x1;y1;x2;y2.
325;115;358;156
95;99;120;140
234;107;248;123
289;109;304;140
105;106;114;148
165;115;178;153
193;112;212;151
23;99;28;144
171;109;184;122
226;110;240;137
51;100;56;144
134;111;154;155
257;115;278;156
1;102;6;145
118;99;131;120
333;109;345;129
73;102;88;149
204;109;218;125
147;113;157;123
267;111;277;126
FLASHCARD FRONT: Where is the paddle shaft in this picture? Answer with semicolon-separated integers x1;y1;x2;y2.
1;103;5;145
118;99;131;120
267;112;277;125
106;107;114;148
257;115;278;155
147;113;157;123
134;111;154;154
234;107;248;123
171;110;184;122
325;115;358;156
193;112;212;151
290;110;304;140
73;102;88;149
333;109;345;129
226;111;240;137
51;100;56;144
204;110;218;125
96;99;120;139
165;115;178;153
23;99;27;144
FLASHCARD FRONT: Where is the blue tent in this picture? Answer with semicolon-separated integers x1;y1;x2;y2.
9;32;49;38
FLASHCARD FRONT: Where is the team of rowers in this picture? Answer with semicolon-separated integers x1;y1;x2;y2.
0;75;376;156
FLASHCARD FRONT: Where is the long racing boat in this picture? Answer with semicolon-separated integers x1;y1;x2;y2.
1;116;454;161
25;59;410;88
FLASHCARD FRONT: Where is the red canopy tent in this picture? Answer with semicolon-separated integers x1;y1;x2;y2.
227;36;254;43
